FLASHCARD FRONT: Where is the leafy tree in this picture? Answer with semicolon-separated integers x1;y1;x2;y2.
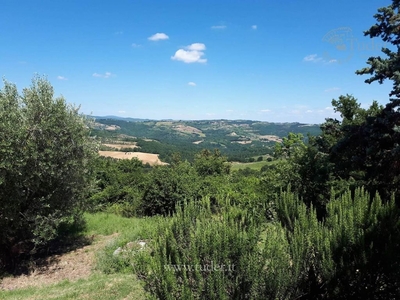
87;156;145;214
0;76;98;272
193;149;230;177
355;0;400;103
140;162;200;216
317;0;400;200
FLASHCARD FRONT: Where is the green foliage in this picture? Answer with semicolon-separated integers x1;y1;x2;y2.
355;0;400;101
193;149;231;176
275;187;400;298
0;76;98;272
274;132;306;160
134;197;265;299
87;156;145;214
134;188;400;299
140;162;200;216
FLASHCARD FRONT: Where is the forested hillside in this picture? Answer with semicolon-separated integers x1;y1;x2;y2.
91;118;320;162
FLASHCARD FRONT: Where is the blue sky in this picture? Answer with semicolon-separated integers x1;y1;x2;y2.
0;0;394;123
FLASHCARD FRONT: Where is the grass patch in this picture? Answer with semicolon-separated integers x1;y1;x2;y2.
84;213;167;275
0;273;148;300
84;212;162;238
0;213;163;299
231;160;270;171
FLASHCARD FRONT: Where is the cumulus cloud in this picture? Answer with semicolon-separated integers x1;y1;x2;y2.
211;25;226;29
188;82;196;86
251;25;257;30
92;72;115;78
186;43;206;51
57;76;67;80
171;43;207;63
148;33;169;41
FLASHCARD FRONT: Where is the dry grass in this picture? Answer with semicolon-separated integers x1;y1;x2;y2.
98;151;167;165
232;141;252;144
104;125;120;131
102;143;138;150
258;135;282;142
173;124;203;135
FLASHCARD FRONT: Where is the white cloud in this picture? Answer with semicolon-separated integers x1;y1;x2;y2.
57;76;67;80
260;109;271;112
306;110;313;113
188;82;196;86
324;87;340;92
148;33;169;41
325;106;334;110
186;43;206;51
118;110;126;114
304;54;338;64
92;72;115;78
132;43;141;48
211;25;226;29
303;54;322;62
171;43;207;63
251;25;257;30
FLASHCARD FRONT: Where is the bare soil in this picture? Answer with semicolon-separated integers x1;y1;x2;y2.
0;234;117;291
258;135;282;142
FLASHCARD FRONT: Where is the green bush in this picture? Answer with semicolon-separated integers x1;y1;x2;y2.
87;156;145;213
139;162;199;216
134;197;265;299
134;188;400;299
0;77;98;272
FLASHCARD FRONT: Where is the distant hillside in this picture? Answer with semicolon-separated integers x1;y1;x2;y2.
90;117;321;163
89;115;151;122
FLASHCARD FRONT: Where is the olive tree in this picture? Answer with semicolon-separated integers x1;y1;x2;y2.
0;76;98;271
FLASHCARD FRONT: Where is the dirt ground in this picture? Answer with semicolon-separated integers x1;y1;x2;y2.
98;151;168;165
0;234;117;291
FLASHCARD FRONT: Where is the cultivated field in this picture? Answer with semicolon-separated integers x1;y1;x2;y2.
98;151;167;165
102;143;138;150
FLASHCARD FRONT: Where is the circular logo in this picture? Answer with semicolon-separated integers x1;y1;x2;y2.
322;27;354;64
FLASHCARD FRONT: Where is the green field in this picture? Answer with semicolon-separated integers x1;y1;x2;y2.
230;159;276;171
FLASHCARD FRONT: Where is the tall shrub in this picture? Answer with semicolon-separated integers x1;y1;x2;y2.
0;76;98;272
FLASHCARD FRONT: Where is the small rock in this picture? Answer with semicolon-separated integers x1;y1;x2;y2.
113;247;122;256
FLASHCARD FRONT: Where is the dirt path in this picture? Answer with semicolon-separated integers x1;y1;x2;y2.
0;234;117;291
